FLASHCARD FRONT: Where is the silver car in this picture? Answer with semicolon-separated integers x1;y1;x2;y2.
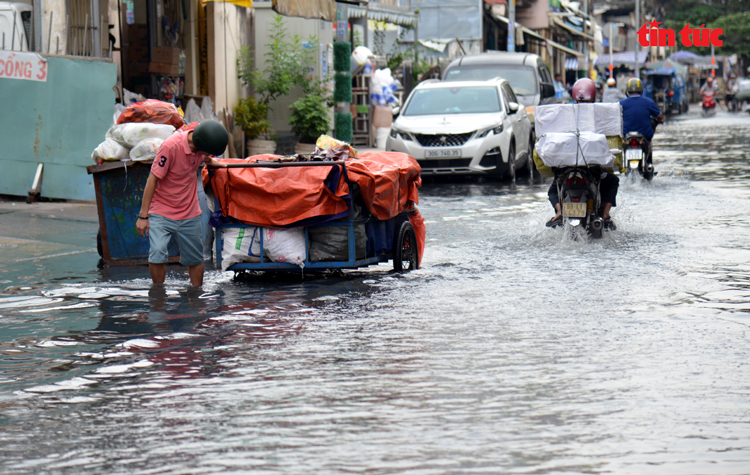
386;78;533;177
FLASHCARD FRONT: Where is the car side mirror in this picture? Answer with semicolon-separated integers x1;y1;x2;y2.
508;102;519;113
392;106;400;117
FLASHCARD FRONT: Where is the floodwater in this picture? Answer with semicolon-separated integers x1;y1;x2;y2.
2;109;750;474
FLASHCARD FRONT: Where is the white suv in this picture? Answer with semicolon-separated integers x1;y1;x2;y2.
386;78;533;178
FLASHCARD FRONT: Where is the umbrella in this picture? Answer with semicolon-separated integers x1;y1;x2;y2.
668;51;700;64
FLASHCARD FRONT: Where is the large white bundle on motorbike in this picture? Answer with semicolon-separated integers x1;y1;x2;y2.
535;103;622;137
535;131;615;168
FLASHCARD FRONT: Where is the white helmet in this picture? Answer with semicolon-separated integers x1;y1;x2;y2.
606;77;616;87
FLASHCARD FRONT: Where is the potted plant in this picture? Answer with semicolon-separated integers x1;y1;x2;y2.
289;78;333;154
234;96;274;154
237;14;316;155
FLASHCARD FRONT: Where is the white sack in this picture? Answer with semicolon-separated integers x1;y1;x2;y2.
184;99;205;124
221;227;263;271
106;123;176;148
263;228;306;267
91;138;130;162
201;96;217;121
535;131;614;168
535;103;622;137
129;138;165;161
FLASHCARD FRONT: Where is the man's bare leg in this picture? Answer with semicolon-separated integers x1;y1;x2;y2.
188;263;204;287
150;263;167;284
602;203;613;220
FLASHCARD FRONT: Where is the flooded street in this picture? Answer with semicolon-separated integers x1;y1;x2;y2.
2;109;750;474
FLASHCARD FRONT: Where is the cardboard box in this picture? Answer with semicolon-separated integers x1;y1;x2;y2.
152;47;181;65
149;62;180;75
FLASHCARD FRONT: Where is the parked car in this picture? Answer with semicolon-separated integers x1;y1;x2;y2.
441;52;557;110
0;2;32;51
386;78;533;178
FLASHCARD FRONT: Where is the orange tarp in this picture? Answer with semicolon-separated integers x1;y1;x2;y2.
346;151;422;220
203;151;422;226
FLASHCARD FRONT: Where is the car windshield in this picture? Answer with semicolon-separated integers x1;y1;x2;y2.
444;66;538;96
403;86;501;116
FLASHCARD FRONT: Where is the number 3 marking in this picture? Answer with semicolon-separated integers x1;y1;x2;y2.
158;156;167;167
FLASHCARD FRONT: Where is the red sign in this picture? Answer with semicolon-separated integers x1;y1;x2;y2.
637;21;723;48
0;51;48;82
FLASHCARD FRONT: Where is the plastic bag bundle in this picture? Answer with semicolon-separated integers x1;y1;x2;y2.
535;103;622;137
129;138;165;161
106;123;176;149
91;138;130;162
308;225;366;262
352;46;374;65
535;131;614;168
113;103;127;125
221;227;263;271
370;68;400;107
201;96;217;121
263;228;306;267
116;99;185;129
184;99;204;124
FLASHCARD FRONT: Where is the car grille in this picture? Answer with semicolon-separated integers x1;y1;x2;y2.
414;132;473;147
418;159;473;169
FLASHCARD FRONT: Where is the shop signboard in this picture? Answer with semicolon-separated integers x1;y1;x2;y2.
0;51;47;82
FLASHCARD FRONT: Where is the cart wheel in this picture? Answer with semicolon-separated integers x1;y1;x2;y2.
96;228;103;257
393;221;418;272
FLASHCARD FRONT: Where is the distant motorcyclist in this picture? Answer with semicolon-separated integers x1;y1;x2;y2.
620;78;664;171
602;77;626;103
701;75;719;95
546;78;620;230
725;74;738;110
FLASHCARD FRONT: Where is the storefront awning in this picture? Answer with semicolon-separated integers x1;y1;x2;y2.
550;15;595;41
493;12;581;56
348;4;417;27
205;0;254;8
271;0;335;22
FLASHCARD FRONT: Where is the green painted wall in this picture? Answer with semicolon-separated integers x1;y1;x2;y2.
0;55;116;200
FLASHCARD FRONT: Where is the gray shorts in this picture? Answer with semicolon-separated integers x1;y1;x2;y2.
148;214;203;266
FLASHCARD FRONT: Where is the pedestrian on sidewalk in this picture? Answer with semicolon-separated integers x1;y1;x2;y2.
136;119;228;287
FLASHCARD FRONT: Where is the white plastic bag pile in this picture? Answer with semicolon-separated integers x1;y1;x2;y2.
92;123;176;162
184;97;217;125
534;103;622;168
370;68;400;107
220;226;306;271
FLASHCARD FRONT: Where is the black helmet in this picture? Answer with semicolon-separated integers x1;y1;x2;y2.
193;119;228;156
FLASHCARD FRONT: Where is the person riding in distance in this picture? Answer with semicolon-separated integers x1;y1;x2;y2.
619;78;664;171
554;74;566;101
602;77;626;103
136;119;229;287
546;78;620;230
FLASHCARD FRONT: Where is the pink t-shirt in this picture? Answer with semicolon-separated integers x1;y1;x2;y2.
148;125;204;220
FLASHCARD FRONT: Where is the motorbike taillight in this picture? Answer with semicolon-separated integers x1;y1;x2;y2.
667;90;674;97
630;138;639;148
565;175;586;186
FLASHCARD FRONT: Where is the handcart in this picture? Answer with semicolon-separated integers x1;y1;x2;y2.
208;160;420;274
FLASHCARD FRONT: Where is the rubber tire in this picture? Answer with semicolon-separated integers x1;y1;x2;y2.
506;142;516;180
393;221;418;272
518;136;535;177
97;228;103;257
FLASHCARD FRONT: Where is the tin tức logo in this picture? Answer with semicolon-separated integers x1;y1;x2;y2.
637;20;723;48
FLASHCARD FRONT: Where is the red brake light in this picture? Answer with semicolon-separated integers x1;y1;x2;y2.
630;138;639;148
667;90;674;97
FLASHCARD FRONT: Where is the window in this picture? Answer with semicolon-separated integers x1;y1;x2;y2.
403;87;502;116
444;65;538;96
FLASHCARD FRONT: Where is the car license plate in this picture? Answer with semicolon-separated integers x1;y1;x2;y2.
625;148;643;160
563;202;587;218
425;149;461;158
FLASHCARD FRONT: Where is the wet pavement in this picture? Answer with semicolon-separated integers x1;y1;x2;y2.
2;108;750;474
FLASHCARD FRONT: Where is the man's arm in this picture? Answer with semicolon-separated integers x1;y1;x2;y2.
136;173;160;238
203;156;228;168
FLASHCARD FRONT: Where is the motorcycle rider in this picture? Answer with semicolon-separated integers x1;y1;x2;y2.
701;75;720;110
620;78;664;175
725;74;738;111
602;77;626;103
546;78;620;230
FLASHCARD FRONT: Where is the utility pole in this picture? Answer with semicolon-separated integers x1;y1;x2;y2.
634;0;640;79
508;0;515;52
583;0;588;78
609;23;613;78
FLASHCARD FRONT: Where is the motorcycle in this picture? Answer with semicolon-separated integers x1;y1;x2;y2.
702;90;716;117
553;165;605;239
622;117;659;181
726;93;739;113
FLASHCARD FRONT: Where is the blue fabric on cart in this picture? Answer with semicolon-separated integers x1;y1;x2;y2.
209;196;352;229
366;216;400;256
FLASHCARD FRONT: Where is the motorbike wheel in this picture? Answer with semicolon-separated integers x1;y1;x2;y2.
518;137;535;178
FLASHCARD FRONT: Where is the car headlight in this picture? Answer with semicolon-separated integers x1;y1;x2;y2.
390;127;412;141
476;124;504;138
